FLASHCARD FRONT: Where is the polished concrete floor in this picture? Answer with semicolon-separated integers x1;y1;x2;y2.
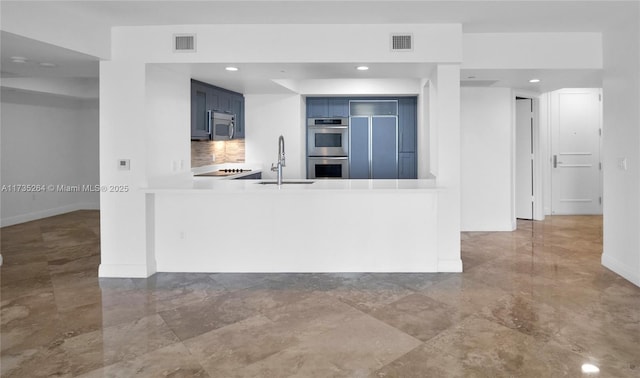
1;211;638;377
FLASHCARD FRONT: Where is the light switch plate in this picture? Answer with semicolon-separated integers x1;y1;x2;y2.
617;157;627;171
118;159;130;171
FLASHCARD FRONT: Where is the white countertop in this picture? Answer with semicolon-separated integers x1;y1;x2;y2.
145;177;439;193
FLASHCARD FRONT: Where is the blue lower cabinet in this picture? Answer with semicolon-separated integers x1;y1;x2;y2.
234;172;262;180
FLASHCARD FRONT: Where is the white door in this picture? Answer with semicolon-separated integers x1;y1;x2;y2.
516;98;533;219
551;89;602;215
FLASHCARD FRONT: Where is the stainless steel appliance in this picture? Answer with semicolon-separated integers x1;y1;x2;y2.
307;118;349;157
307;157;349;179
211;111;236;140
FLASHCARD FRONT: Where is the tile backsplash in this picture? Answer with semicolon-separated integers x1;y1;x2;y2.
191;139;245;168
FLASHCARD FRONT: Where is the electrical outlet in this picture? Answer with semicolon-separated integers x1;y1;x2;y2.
211;153;216;162
118;159;130;171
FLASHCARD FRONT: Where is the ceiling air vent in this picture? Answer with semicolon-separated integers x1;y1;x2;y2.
173;34;196;52
391;34;413;51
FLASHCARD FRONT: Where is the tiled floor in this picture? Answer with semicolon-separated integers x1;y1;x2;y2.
1;211;639;377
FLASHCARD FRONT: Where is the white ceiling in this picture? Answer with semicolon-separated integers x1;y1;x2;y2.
1;31;99;78
2;1;634;93
43;0;637;32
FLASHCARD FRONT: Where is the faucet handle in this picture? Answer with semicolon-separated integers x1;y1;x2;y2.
271;162;277;171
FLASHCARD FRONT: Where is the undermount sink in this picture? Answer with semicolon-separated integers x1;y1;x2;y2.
257;181;315;185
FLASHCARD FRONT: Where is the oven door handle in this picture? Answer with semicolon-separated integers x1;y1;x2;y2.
308;125;348;129
310;156;348;160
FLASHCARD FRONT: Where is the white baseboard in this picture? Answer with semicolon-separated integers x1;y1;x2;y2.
438;258;464;272
601;254;640;288
461;223;515;232
1;202;100;227
98;263;154;278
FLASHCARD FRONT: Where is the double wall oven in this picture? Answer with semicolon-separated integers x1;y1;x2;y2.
307;117;349;179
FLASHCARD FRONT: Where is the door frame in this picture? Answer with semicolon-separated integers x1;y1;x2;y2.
513;90;544;222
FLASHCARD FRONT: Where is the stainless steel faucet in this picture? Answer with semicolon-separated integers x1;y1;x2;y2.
271;135;286;185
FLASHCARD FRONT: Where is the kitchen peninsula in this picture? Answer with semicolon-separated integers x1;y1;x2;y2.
97;23;463;279
144;177;460;274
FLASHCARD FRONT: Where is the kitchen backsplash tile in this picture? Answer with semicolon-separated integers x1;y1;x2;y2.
191;139;245;167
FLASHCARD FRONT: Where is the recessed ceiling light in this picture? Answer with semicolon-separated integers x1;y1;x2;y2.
10;56;27;63
356;66;369;71
39;62;56;67
581;364;600;374
529;78;541;83
467;76;476;79
225;66;239;71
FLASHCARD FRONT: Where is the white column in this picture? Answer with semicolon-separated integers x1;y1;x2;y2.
99;60;155;277
601;20;640;287
434;64;462;272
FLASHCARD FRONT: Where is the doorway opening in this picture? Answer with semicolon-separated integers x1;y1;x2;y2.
515;96;538;220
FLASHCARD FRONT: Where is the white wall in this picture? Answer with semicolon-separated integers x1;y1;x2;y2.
244;94;305;179
601;16;640;287
460;87;514;231
288;79;422;96
113;24;462;63
145;65;191;183
539;92;552;215
463;33;602;69
0;89;99;226
99;61;152;278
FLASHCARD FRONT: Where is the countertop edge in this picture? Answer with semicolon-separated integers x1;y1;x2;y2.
142;179;443;194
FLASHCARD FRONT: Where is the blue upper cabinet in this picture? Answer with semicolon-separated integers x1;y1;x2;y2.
398;97;417;153
307;97;329;117
191;81;212;140
191;80;245;140
230;94;244;139
307;97;349;118
328;98;349;117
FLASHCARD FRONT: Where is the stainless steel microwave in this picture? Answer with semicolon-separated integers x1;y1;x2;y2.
211;111;236;140
307;118;349;157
